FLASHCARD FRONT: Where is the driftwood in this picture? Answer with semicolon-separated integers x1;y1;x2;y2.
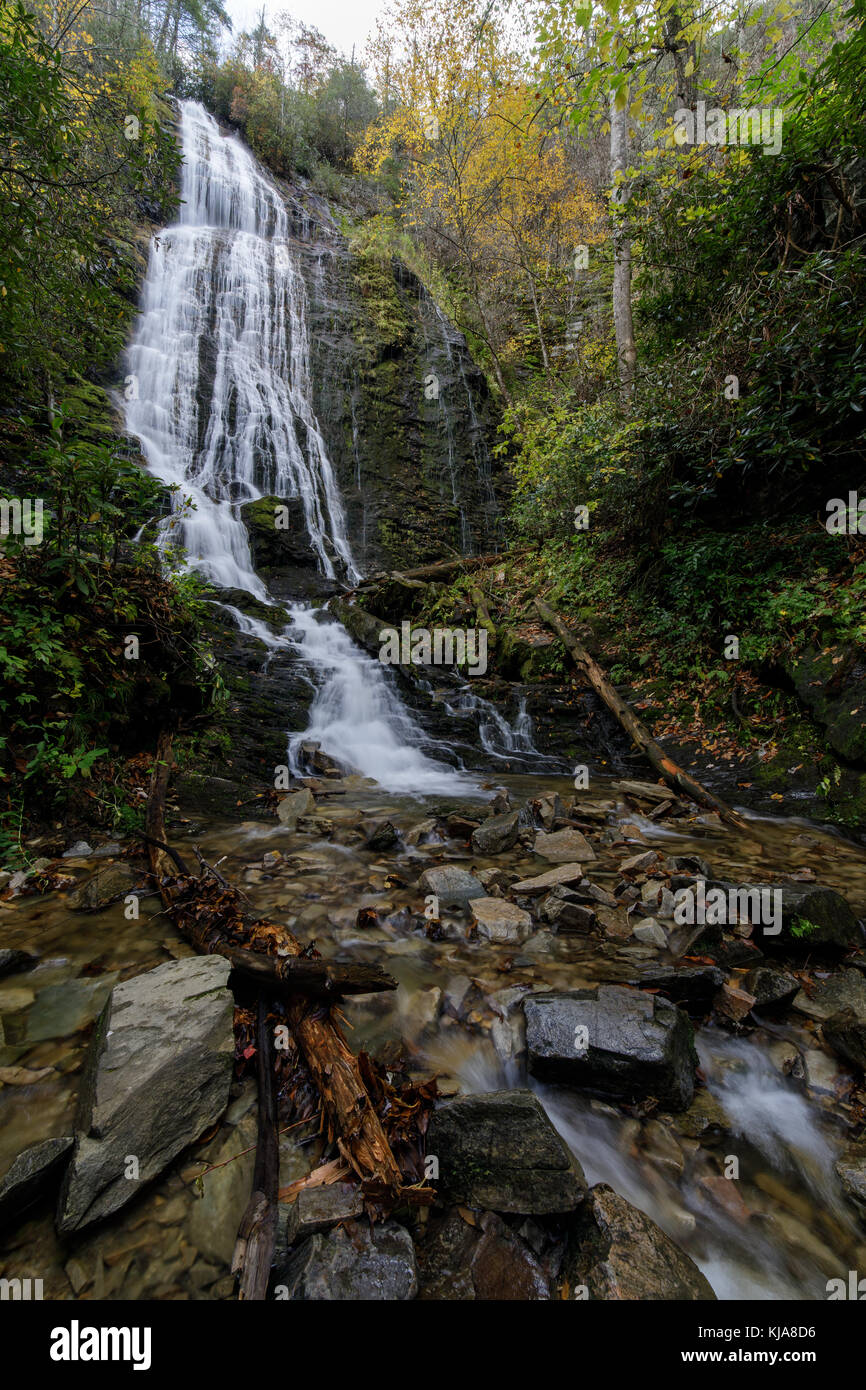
233;995;279;1300
145;735;406;1249
534;598;761;841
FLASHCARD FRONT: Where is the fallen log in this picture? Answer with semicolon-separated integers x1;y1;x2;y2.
534;598;762;842
145;736;405;1202
233;995;279;1300
352;548;532;590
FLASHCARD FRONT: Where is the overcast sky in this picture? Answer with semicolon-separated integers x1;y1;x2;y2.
223;0;389;63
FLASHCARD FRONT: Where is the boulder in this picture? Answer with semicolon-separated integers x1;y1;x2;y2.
533;828;595;864
417;865;485;909
275;1220;417;1300
524;986;697;1112
469;896;533;944
823;1009;866;1071
57;957;234;1233
426;1089;586;1214
0;1136;73;1229
471;811;520;855
792;969;866;1022
563;1184;715;1299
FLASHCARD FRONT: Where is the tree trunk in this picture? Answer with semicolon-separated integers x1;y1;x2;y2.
610;90;637;408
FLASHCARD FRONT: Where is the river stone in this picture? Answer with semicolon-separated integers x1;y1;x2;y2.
471;811;520;854
26;975;119;1042
276;1220;417;1300
188;1110;258;1265
57;956;234;1233
743;965;799;1008
564;1184;715;1299
68;862;138;911
533;828;595;863
469;896;532;944
792;968;866;1022
635;965;726;1011
0;950;37;978
835;1141;866;1216
823;1009;866;1070
469;1210;549;1299
417;865;484;909
511;863;589;896
524;986;697;1112
283;1182;365;1250
774;885;858;949
277;788;315;826
0;1136;73;1229
632;919;667;948
426;1089;586;1214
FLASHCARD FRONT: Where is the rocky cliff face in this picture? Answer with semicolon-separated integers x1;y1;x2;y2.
277;181;503;574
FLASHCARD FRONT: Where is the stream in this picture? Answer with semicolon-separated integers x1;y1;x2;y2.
1;97;864;1303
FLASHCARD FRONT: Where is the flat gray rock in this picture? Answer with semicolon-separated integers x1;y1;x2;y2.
524;985;697;1112
57;956;233;1233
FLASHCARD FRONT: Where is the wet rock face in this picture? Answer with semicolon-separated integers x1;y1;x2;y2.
282;187;504;573
524;986;698;1112
564;1184;716;1300
57;957;234;1234
275;1220;418;1300
426;1089;587;1214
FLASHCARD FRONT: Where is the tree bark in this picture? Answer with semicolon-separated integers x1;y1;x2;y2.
233;995;279;1300
610;90;637;407
534;598;761;840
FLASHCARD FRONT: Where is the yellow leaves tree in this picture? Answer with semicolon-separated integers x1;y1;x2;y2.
358;0;605;399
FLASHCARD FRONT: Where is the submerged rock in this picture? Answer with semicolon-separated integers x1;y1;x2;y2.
68;862;138;911
417;865;485;909
57;957;234;1233
564;1183;716;1299
276;1220;417;1300
426;1089;586;1214
524;985;697;1112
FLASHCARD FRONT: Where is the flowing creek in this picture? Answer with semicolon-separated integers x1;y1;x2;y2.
2;97;865;1302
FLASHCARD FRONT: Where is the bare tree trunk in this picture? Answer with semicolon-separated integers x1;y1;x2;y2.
610;91;636;408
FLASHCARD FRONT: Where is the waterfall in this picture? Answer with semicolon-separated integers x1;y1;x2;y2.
123;99;479;796
125;100;358;591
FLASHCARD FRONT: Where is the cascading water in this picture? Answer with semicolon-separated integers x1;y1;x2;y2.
123;99;480;795
125;100;356;592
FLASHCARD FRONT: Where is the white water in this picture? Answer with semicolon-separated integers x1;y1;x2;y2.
125;100;357;590
123;100;480;796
